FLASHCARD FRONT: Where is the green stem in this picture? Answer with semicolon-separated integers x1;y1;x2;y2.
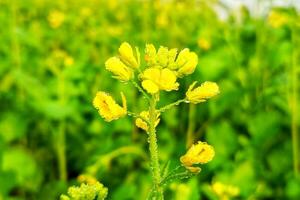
57;73;67;181
131;80;150;101
148;96;163;199
186;104;196;148
158;99;186;113
291;15;299;177
57;120;67;181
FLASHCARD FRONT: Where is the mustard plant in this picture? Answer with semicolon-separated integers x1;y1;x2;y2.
93;42;220;199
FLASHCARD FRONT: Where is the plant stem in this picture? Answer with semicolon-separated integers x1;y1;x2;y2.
158;99;186;113
148;96;163;199
291;15;299;177
186;104;196;148
57;120;67;181
131;80;150;101
57;73;67;181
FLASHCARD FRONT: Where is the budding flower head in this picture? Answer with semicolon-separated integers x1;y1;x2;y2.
93;92;127;122
180;141;215;173
186;81;219;104
60;181;108;200
105;57;134;81
135;111;160;131
141;67;179;94
118;42;140;69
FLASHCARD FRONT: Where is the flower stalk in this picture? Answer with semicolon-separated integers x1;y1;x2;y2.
148;95;163;199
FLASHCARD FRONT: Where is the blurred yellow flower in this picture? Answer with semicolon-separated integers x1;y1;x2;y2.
118;42;140;69
80;7;92;17
135;111;160;131
186;81;219;104
64;55;74;67
175;48;198;77
180;141;215;173
48;10;65;29
105;57;134;81
268;11;289;28
141;67;179;94
93;92;127;122
156;13;169;28
212;181;240;200
77;174;98;185
198;38;211;51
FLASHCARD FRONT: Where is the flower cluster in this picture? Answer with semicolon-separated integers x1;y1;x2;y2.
60;181;108;200
93;42;219;122
180;141;215;173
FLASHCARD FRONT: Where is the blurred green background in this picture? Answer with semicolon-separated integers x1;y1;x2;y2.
0;0;299;199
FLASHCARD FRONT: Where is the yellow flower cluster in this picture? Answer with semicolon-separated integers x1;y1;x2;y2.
268;10;289;28
60;181;108;200
135;111;160;131
141;67;179;94
93;42;219;127
186;81;220;104
180;141;215;173
212;182;240;200
93;92;127;122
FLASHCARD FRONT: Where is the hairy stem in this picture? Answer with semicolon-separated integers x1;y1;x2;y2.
148;96;163;199
159;99;186;113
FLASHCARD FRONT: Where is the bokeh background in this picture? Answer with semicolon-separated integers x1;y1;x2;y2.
0;0;300;199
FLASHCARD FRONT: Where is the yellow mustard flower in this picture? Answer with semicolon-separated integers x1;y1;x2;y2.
93;92;127;122
118;42;140;69
48;10;65;29
212;181;240;200
176;49;198;77
186;81;219;104
144;44;198;78
198;38;211;51
105;57;134;81
135;111;160;131
180;141;215;173
145;44;157;66
268;10;289;28
141;67;179;94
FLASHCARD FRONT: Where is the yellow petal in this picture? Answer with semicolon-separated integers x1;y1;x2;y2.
142;67;161;83
180;141;215;167
105;57;133;81
159;68;179;91
142;80;159;94
119;42;139;69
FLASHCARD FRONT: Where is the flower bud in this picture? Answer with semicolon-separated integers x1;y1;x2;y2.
118;42;140;69
186;81;219;104
105;57;134;81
